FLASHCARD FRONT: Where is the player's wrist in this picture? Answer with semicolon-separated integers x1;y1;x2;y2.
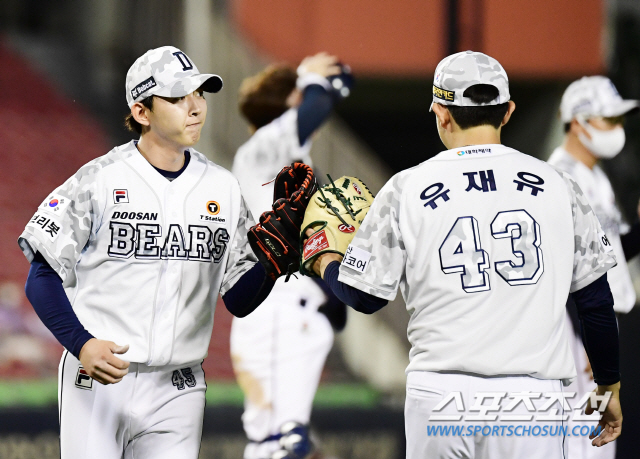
319;254;343;278
596;381;620;396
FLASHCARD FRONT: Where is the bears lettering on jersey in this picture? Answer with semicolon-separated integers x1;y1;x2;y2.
107;221;229;262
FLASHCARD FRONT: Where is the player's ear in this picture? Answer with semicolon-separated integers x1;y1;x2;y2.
501;100;516;126
130;102;151;128
432;103;452;131
569;118;589;138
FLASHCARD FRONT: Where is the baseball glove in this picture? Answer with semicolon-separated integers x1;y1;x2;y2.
299;176;374;277
248;163;317;281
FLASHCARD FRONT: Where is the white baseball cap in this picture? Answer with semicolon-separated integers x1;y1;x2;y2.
125;46;223;107
431;51;510;111
559;76;638;123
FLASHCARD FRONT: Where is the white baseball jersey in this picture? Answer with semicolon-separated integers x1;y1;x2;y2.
233;108;312;217
232;107;325;304
18;140;257;366
338;144;616;382
548;146;635;313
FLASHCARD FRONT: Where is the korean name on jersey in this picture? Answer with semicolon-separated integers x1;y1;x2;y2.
338;144;616;383
19;141;257;366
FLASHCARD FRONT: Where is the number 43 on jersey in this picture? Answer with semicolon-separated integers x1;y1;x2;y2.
439;210;543;293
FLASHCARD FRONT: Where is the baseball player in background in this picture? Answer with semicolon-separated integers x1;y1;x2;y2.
18;46;280;458
304;51;622;458
548;75;639;459
231;53;347;459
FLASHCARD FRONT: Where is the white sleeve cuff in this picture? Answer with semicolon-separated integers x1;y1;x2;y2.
296;71;332;91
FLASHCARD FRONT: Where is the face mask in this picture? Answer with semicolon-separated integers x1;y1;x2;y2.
577;118;626;159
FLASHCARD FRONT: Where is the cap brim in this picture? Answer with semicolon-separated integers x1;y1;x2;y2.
603;100;639;118
154;74;223;99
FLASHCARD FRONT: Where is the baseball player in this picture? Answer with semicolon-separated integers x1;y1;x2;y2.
19;46;280;459
303;51;622;458
230;53;347;459
548;75;639;459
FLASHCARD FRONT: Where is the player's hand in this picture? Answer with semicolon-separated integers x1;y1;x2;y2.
298;52;341;79
78;339;130;385
585;382;622;447
303;228;343;277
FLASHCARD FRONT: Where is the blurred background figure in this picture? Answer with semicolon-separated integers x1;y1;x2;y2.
548;76;639;459
230;52;349;459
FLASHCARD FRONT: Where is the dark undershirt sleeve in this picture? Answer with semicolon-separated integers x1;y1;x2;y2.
570;273;620;386
25;252;94;359
297;84;335;146
222;262;275;317
620;220;640;260
323;261;388;314
312;277;347;331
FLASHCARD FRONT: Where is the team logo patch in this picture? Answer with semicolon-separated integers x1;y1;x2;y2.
303;230;330;259
352;182;362;195
75;366;93;390
338;224;356;233
114;189;129;204
206;201;221;215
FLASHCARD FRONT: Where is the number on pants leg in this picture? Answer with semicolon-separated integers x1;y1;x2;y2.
172;370;185;390
439;217;491;293
181;368;197;388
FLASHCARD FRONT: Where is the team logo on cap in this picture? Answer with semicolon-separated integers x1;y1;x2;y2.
131;76;157;100
75;366;93;390
433;84;455;102
206;201;221;215
114;189;129;204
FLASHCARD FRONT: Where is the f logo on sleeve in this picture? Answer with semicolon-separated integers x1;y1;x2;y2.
75;366;93;390
114;189;129;204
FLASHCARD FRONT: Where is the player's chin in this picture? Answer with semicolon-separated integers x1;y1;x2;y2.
181;128;202;146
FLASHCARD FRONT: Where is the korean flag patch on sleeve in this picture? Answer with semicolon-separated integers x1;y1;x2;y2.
40;194;70;217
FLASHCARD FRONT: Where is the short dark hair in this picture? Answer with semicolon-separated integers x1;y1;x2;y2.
124;96;154;134
238;64;298;129
446;84;509;129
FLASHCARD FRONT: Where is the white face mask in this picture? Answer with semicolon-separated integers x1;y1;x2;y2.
577;118;626;159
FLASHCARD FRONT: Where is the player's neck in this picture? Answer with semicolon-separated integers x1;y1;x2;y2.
563;134;598;170
136;134;187;172
445;125;501;150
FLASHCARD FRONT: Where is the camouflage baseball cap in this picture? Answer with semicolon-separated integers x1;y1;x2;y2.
126;46;223;107
560;76;639;123
430;51;509;111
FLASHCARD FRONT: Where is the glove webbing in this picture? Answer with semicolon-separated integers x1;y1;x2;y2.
317;175;362;226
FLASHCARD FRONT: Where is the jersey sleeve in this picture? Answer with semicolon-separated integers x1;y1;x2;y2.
18;163;101;283
553;167;618;292
337;173;406;300
220;195;259;295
